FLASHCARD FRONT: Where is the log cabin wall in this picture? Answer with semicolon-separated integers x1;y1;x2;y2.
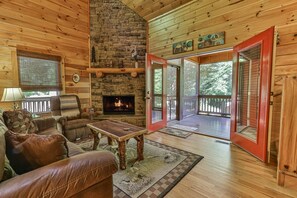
0;0;91;109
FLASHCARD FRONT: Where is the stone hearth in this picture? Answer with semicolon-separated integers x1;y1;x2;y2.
91;74;145;126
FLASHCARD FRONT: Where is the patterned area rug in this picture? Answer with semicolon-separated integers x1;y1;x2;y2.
159;127;192;138
79;138;203;198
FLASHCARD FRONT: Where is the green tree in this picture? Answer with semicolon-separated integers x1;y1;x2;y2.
200;61;232;95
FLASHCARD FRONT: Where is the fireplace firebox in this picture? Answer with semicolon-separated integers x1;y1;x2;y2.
103;95;135;115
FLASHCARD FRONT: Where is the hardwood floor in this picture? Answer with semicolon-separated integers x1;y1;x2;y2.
145;132;297;198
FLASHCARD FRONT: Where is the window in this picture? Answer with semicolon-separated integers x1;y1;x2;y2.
18;51;62;114
18;51;62;91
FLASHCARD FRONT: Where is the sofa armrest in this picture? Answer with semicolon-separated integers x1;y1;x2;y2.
52;115;67;125
34;117;56;132
0;151;118;198
52;116;67;133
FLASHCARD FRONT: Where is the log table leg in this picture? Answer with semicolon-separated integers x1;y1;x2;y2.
108;137;113;145
91;129;100;150
118;141;126;170
135;135;144;161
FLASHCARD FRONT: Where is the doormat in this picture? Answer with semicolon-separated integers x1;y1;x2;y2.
169;124;199;132
78;138;203;198
159;127;192;138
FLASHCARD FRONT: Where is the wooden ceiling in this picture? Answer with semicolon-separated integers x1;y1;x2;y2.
120;0;194;21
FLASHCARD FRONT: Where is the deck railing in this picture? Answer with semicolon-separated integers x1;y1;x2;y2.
22;97;51;114
183;96;197;117
198;95;231;117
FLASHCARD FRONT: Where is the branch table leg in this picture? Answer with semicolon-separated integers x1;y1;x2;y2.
118;141;126;170
91;130;100;150
136;135;144;161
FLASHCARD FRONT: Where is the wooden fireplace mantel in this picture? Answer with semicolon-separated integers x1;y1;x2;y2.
87;68;145;78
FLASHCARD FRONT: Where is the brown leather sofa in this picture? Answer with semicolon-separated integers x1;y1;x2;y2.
50;95;93;142
0;110;118;198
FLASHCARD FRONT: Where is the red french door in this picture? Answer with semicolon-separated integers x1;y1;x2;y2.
146;53;167;132
230;27;274;162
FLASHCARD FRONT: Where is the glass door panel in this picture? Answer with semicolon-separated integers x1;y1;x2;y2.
236;44;261;142
152;66;163;123
230;27;274;162
146;54;167;132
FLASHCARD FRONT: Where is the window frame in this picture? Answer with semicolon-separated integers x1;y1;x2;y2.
17;50;62;91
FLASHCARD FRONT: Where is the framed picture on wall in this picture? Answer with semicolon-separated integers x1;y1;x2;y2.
198;32;225;49
172;40;194;54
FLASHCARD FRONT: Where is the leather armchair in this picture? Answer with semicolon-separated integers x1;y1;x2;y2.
0;110;118;197
50;95;93;142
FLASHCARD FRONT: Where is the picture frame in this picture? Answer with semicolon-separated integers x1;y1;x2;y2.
198;32;225;49
172;40;193;54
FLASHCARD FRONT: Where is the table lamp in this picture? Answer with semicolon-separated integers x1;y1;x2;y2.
1;88;25;110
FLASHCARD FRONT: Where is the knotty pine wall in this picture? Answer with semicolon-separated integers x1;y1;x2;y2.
148;0;297;58
0;0;91;109
148;0;297;160
271;23;297;156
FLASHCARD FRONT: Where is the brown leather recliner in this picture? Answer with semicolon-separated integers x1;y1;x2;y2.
50;95;93;142
0;110;118;198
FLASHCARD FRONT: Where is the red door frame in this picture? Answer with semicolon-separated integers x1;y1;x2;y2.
230;27;274;162
146;53;167;132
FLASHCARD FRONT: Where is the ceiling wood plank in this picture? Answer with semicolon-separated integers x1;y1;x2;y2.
121;0;194;21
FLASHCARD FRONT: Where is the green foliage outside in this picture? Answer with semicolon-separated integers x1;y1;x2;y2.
184;60;197;96
200;61;232;95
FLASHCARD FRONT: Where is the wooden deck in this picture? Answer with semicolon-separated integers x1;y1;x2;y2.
168;115;230;140
146;132;297;198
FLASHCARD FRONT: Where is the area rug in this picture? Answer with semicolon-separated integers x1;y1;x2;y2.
158;127;192;138
79;138;203;198
169;124;199;132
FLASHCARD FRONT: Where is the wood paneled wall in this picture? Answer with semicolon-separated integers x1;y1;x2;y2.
148;0;297;59
271;23;297;157
0;0;90;109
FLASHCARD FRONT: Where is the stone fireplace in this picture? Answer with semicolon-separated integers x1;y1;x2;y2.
90;0;147;127
103;95;135;115
91;74;146;126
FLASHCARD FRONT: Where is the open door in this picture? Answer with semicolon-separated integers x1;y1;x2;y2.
231;27;274;162
146;53;167;132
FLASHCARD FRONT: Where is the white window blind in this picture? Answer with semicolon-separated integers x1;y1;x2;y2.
18;51;62;91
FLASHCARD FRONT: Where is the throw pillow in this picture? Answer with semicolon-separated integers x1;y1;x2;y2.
3;110;38;134
5;130;69;174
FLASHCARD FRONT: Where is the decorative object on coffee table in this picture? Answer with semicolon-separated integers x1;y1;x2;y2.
87;120;147;170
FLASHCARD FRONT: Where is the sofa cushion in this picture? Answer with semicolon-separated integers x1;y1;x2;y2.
5;130;69;174
0;113;8;181
3;110;38;134
1;156;16;182
60;95;81;120
65;119;92;130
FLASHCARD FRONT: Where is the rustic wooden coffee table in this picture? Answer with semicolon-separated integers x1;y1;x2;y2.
87;120;147;170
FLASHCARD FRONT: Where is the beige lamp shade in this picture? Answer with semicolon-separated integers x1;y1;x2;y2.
1;88;25;102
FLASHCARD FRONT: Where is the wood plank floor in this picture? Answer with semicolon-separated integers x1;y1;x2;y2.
145;132;297;198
